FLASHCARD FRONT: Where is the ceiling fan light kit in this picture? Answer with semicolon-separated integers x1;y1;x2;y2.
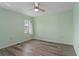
34;8;39;11
33;2;45;12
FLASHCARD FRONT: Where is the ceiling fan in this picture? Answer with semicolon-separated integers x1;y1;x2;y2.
31;2;45;12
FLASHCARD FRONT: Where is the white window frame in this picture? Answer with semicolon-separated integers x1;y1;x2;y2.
24;19;33;34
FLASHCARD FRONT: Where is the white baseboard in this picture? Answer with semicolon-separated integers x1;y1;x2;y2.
0;36;73;49
0;38;32;49
33;37;73;46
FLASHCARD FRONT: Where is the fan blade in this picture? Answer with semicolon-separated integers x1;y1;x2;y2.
39;8;45;12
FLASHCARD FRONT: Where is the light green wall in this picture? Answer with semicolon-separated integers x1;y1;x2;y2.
0;7;33;48
73;3;79;56
34;10;73;45
0;4;77;55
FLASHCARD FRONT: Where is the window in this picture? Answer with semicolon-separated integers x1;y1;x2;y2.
24;19;33;34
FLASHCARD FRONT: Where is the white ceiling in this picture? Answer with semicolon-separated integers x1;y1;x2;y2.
0;2;75;16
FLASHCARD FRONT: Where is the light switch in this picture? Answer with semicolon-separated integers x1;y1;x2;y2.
10;37;13;40
78;45;79;48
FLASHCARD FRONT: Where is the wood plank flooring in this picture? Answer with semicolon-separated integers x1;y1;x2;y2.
0;39;76;56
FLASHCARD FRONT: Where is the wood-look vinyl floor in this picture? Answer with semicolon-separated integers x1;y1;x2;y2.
0;39;76;56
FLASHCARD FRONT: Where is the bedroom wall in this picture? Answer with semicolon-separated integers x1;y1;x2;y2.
0;7;34;49
73;3;79;56
34;10;73;45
